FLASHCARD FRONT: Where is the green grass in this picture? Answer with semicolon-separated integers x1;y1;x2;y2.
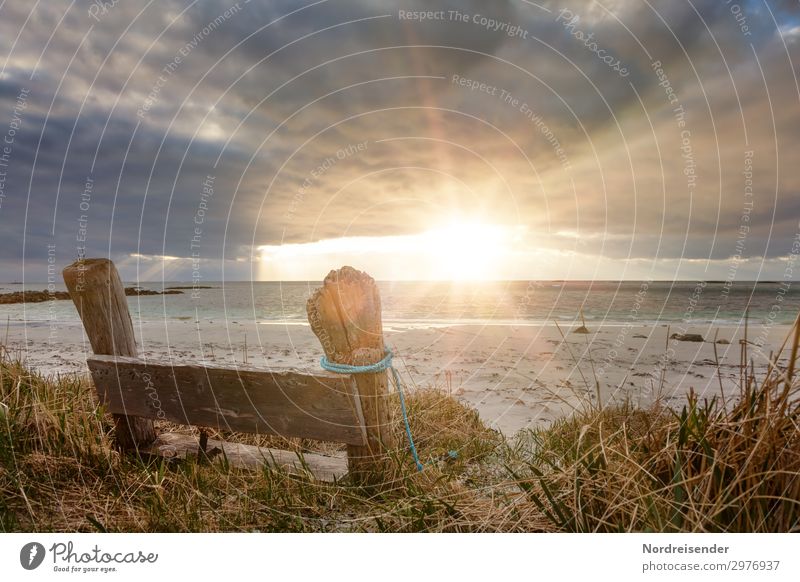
1;332;798;532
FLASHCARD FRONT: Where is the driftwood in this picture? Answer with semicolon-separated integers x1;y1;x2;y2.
306;266;396;479
143;432;348;480
63;258;156;449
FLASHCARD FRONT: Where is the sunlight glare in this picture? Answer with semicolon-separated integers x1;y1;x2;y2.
425;221;514;281
258;220;517;281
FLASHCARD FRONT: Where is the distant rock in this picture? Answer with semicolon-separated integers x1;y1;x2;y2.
632;334;648;339
0;287;183;305
0;290;70;304
716;338;730;344
124;287;183;296
573;325;590;334
670;333;704;342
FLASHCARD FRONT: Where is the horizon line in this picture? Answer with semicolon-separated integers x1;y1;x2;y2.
3;279;793;285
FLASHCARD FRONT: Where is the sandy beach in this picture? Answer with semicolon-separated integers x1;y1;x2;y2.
4;316;791;435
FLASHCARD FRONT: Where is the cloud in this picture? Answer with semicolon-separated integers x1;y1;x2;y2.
0;0;798;280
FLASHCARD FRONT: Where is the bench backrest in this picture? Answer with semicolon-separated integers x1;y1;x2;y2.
87;355;368;446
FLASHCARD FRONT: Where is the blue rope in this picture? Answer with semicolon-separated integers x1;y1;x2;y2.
321;348;425;472
320;350;394;375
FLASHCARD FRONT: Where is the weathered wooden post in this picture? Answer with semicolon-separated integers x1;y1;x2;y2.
63;258;156;450
307;266;395;479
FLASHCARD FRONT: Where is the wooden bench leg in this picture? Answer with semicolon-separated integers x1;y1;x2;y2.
63;258;155;450
307;266;395;482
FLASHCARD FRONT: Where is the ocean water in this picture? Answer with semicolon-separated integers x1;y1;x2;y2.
1;280;798;328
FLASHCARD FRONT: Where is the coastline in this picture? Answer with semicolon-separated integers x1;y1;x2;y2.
3;317;791;435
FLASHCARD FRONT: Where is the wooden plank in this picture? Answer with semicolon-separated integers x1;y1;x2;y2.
144;432;348;481
87;355;368;446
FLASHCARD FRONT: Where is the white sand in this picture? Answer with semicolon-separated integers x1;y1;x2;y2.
3;317;792;435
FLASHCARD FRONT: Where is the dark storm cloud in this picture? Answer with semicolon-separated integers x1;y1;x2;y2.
0;0;798;280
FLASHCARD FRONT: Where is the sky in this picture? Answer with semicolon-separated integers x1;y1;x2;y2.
0;0;799;282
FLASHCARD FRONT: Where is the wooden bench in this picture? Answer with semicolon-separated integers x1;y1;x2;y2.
63;259;396;482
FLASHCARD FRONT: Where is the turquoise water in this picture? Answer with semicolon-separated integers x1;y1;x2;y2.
1;280;797;328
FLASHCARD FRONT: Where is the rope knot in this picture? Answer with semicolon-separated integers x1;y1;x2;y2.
320;347;423;472
320;349;393;375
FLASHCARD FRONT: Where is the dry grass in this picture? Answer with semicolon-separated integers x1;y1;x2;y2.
0;356;522;532
1;319;799;532
507;322;800;532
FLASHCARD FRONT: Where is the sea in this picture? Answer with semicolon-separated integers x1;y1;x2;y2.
1;280;798;329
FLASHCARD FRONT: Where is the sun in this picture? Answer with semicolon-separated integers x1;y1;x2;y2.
425;221;514;281
257;219;518;281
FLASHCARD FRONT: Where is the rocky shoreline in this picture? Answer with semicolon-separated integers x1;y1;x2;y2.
0;287;183;305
